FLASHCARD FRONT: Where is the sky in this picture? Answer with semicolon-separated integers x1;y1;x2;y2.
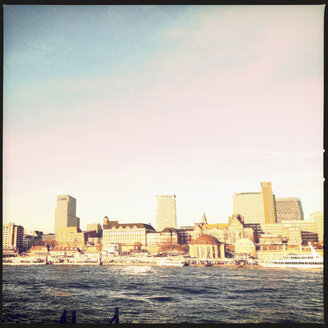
3;5;324;234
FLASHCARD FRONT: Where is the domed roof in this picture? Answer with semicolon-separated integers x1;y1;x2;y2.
158;244;186;252
192;234;220;245
235;238;255;246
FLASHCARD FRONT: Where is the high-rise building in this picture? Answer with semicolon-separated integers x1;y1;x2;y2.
86;223;102;237
23;234;34;251
261;182;277;224
233;182;277;224
275;197;304;222
156;194;177;231
233;192;265;224
3;222;24;252
54;195;80;234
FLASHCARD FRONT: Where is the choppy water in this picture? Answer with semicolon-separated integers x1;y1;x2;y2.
2;265;324;324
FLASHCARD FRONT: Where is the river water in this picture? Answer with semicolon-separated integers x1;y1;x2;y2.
2;265;324;324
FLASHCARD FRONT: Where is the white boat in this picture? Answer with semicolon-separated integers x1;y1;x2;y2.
258;242;323;269
157;256;186;267
67;254;99;264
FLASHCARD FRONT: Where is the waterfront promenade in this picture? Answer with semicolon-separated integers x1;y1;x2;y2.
3;248;323;268
3;255;255;267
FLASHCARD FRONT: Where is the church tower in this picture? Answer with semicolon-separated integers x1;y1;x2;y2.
201;211;207;225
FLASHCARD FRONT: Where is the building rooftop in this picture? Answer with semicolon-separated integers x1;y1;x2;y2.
161;227;178;233
51;246;82;252
104;223;155;231
203;223;228;230
276;197;301;201
234;192;261;195
27;246;48;253
179;226;194;230
191;234;221;245
260;234;282;238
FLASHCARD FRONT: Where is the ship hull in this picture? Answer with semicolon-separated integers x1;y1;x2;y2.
258;262;323;269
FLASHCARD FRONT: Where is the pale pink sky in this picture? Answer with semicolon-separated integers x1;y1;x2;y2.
3;5;324;233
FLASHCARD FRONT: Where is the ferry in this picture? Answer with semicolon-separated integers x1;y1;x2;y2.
157;256;186;267
258;242;323;269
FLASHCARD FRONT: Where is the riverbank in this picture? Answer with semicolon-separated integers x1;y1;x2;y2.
2;255;261;267
3;262;46;266
102;261;158;266
3;260;260;267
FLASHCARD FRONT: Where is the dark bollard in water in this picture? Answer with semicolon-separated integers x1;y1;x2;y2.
115;307;119;324
109;307;119;324
60;309;67;323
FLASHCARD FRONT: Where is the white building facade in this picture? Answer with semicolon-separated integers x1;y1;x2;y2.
3;222;24;251
102;223;155;247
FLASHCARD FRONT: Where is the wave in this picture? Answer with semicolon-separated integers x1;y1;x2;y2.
2;265;324;324
148;296;174;302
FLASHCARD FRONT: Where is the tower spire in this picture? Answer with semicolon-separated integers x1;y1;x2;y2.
202;211;207;224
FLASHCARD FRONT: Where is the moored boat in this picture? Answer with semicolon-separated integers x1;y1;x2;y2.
157;256;186;267
258;242;323;269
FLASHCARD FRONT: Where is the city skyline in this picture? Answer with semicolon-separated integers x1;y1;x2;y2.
3;185;322;234
3;5;324;233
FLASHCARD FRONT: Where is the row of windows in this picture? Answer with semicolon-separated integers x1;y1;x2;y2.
275;262;322;265
104;238;145;242
105;227;145;231
104;236;143;238
288;256;317;259
103;237;143;240
104;237;143;240
104;231;144;235
104;238;141;242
